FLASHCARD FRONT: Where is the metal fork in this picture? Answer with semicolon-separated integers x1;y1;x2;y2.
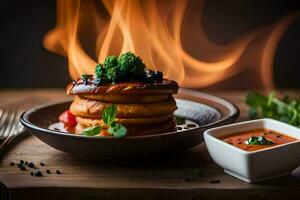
0;109;25;152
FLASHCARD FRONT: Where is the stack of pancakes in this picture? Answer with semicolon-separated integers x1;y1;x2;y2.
66;78;179;136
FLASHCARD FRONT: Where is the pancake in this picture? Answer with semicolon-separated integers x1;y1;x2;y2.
70;95;177;118
80;93;170;103
75;119;176;136
76;114;174;127
67;78;178;95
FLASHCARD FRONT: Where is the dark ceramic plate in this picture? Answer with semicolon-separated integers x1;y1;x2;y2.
20;88;239;159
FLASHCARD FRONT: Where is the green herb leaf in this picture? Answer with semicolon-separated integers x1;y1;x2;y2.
245;92;268;108
102;104;117;125
246;136;274;145
81;126;102;136
81;74;92;84
246;91;300;127
108;123;127;138
175;116;186;125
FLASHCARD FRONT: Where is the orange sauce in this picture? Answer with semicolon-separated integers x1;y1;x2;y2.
220;129;297;151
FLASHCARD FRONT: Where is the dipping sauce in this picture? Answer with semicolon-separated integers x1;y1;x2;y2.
220;129;297;151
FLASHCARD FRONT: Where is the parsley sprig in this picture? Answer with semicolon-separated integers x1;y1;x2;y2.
81;104;127;137
246;91;300;127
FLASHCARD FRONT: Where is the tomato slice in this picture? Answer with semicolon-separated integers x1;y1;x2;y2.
59;110;77;127
99;130;111;137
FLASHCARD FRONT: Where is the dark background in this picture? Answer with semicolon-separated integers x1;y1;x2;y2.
0;0;299;88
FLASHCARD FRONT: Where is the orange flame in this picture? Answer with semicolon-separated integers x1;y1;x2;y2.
43;0;300;89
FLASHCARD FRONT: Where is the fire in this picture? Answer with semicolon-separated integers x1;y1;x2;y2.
43;0;300;89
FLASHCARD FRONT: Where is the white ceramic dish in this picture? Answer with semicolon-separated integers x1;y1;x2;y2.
204;118;300;183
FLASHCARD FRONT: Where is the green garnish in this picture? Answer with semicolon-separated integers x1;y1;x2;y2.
81;74;91;84
81;126;102;136
108;123;127;138
102;104;117;125
83;52;163;85
101;105;127;137
175;116;186;125
246;91;300;127
118;52;146;79
95;64;103;78
105;66;118;83
81;104;127;137
104;55;119;70
246;136;274;145
104;56;119;82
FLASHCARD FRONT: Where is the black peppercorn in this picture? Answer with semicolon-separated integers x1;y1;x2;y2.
46;169;51;174
20;166;26;171
56;170;61;174
34;171;43;177
9;162;14;166
40;162;45;166
19;160;24;165
28;162;35;168
17;163;22;168
30;172;34;176
209;179;221;184
25;161;28;165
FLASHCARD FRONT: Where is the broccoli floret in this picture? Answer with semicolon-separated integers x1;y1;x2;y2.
118;52;146;80
95;52;155;84
104;55;119;70
95;63;103;78
106;66;117;83
103;55;119;82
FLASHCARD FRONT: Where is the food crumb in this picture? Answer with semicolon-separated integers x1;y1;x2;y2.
30;172;34;176
56;170;61;174
40;162;45;166
209;179;221;184
46;169;51;174
19;160;24;165
20;166;26;171
182;177;191;182
9;162;14;166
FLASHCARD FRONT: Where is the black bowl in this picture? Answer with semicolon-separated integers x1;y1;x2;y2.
20;88;239;159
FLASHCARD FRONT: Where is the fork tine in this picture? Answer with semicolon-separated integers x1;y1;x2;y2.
0;110;10;137
11;112;24;136
2;111;16;138
0;110;9;129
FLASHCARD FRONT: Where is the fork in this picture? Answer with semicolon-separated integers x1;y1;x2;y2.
0;109;25;152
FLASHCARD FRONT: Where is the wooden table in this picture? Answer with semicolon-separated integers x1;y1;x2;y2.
1;89;300;200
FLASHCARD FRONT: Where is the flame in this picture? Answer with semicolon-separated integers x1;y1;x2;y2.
43;0;300;89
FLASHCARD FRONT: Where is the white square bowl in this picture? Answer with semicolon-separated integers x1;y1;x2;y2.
204;118;300;183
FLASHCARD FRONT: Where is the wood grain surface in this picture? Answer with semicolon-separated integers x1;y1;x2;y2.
1;89;300;200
